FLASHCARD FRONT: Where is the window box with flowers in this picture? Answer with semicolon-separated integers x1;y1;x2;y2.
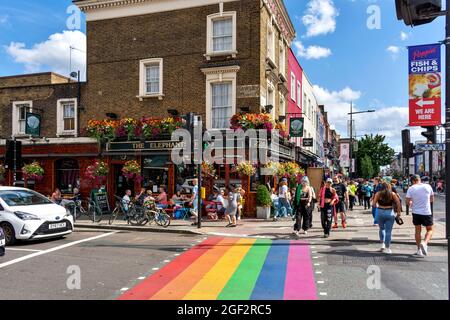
85;160;109;187
122;160;143;183
233;161;256;178
22;162;44;182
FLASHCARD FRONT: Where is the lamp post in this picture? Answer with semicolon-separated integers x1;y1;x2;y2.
348;103;375;178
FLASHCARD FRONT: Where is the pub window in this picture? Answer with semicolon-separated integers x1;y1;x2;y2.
206;11;237;58
211;82;232;129
142;156;169;193
12;101;33;136
139;58;163;98
57;98;77;136
56;159;80;194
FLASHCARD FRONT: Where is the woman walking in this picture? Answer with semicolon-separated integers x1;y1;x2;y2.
294;177;313;236
318;178;337;238
225;186;238;228
275;179;292;220
372;182;402;254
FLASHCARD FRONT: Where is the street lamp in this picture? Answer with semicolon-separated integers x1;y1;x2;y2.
348;102;376;177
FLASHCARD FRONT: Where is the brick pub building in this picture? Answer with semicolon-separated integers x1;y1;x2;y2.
1;0;298;215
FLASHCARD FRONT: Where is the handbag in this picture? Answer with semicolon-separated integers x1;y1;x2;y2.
395;215;404;225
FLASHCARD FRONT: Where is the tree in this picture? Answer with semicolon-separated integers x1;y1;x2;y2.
361;155;374;179
356;134;395;177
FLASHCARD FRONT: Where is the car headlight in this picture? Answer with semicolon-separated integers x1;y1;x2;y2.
14;211;40;220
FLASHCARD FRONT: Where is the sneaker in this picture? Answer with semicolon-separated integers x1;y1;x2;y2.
292;231;299;236
332;223;338;229
304;230;308;235
380;243;386;252
420;242;428;256
413;249;424;257
384;248;392;254
342;222;347;229
324;234;330;238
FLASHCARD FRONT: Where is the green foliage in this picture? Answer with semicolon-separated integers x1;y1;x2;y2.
356;134;395;177
256;185;272;207
361;155;374;179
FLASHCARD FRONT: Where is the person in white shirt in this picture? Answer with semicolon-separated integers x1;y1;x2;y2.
122;189;132;213
406;175;434;257
275;179;292;220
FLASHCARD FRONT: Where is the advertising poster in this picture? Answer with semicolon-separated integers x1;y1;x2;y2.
408;44;441;126
339;143;350;168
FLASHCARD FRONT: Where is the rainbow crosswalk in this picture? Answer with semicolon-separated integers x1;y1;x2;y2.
119;237;317;300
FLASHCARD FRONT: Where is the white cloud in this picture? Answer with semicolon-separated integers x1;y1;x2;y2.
312;85;424;152
302;0;339;37
387;46;400;54
5;30;86;79
400;31;410;41
294;40;332;60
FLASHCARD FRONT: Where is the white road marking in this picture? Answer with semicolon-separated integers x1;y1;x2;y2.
317;281;325;284
120;288;129;291
0;231;118;270
319;292;328;296
163;260;171;263
312;251;318;254
174;253;180;256
138;277;145;280
314;263;321;266
313;256;322;259
152;268;159;271
315;271;322;274
6;248;43;253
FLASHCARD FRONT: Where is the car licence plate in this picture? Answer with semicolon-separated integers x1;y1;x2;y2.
0;239;5;246
48;222;67;230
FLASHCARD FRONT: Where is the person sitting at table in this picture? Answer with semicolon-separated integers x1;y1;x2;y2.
155;186;168;208
135;187;146;206
51;188;62;205
70;188;81;202
171;190;185;203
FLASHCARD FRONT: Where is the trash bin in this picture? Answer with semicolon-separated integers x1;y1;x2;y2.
0;227;5;256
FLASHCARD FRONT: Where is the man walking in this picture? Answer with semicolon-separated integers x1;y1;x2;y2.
406;175;434;257
332;176;349;229
371;177;382;225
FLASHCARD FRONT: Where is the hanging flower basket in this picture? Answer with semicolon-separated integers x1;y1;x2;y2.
85;160;109;186
230;113;274;131
22;162;44;182
0;164;6;182
276;161;305;182
86;120;118;143
234;161;256;177
122;160;143;182
201;161;216;177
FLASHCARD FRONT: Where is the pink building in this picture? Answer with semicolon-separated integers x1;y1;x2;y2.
287;48;303;147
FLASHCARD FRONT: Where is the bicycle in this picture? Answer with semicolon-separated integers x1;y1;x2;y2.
109;196;147;226
144;200;171;227
69;200;103;223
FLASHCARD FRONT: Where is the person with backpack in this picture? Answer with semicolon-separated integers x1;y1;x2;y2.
318;178;339;238
357;181;364;206
332;176;349;229
362;180;373;210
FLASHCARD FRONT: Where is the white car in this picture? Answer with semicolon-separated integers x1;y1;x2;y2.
0;187;74;245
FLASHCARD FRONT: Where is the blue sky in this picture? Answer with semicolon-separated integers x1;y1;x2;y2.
0;0;446;150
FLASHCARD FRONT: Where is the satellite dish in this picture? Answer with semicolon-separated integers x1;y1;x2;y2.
70;72;78;78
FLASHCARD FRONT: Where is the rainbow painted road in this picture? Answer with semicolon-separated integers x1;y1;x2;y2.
119;237;317;300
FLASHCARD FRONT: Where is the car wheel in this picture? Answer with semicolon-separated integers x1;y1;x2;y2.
0;223;17;245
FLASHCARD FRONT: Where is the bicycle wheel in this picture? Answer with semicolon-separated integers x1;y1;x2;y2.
128;207;147;226
75;206;84;220
109;207;120;225
88;204;103;223
156;209;171;227
144;210;156;226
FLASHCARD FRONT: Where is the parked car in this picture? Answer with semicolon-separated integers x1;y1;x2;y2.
0;226;5;256
0;187;74;245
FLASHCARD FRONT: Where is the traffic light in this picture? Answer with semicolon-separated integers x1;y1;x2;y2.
402;129;415;158
5;140;22;169
421;126;437;144
395;0;442;26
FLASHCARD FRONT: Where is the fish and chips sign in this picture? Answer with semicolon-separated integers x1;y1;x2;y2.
408;44;442;127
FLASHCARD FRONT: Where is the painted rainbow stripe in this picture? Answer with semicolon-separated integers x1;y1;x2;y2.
119;237;317;300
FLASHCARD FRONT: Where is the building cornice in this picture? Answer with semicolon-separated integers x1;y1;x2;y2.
74;0;149;12
201;65;240;75
262;0;296;43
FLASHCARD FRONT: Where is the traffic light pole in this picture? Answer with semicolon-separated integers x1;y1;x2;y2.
13;137;17;186
445;0;450;301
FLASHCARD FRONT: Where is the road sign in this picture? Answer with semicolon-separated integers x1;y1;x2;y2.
303;138;314;147
414;143;445;152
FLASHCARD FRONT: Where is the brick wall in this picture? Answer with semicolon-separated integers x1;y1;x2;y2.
0;83;86;139
83;0;261;125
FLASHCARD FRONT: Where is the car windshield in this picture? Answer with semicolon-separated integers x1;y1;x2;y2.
0;190;52;207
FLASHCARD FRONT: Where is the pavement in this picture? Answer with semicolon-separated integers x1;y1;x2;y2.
1;198;447;300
